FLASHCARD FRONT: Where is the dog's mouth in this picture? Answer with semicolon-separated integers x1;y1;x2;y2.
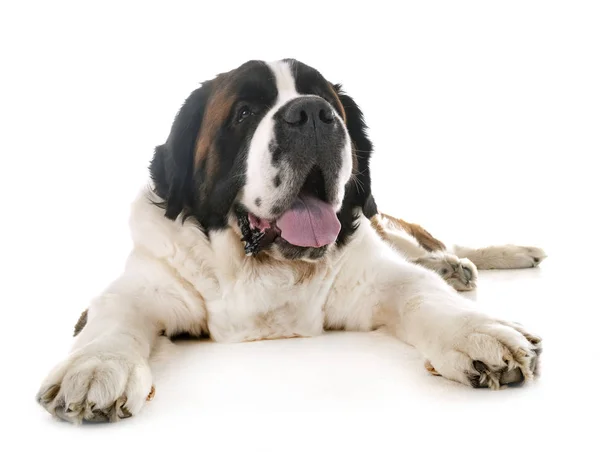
237;167;341;256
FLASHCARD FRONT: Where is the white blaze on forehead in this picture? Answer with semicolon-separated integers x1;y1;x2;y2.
267;60;298;103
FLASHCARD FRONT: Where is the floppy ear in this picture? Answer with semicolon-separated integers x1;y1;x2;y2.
333;84;379;218
150;80;213;220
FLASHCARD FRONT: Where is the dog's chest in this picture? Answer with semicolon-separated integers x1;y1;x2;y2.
131;203;338;343
205;264;333;343
195;232;334;342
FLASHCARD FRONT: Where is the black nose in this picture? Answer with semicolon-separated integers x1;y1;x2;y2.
282;97;334;128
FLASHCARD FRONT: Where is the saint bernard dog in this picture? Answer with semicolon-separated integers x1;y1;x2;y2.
36;59;546;423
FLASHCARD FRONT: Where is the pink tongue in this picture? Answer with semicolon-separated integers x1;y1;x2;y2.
275;194;341;248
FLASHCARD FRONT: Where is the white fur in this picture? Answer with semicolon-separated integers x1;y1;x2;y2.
453;244;547;269
37;188;541;422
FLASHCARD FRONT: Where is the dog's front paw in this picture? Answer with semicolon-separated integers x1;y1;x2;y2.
425;318;542;389
415;253;478;291
36;350;152;423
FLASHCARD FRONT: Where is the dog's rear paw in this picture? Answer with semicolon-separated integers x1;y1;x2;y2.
415;253;478;292
454;245;547;270
517;246;547;268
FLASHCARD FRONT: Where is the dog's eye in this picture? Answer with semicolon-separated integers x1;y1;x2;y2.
237;106;252;123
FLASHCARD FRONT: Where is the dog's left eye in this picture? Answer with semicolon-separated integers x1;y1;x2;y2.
237;106;252;123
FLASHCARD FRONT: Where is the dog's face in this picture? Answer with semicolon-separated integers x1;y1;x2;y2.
151;59;376;261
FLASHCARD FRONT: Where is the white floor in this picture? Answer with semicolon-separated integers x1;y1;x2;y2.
12;252;596;451
3;2;599;449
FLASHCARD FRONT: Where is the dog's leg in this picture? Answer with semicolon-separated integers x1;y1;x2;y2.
326;222;542;389
373;211;546;289
372;213;478;291
372;213;447;254
452;244;547;269
36;251;207;423
371;218;429;260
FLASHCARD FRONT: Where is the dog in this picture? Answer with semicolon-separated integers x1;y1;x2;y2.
36;59;545;423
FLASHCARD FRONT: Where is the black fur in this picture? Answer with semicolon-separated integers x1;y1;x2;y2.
272;97;347;209
333;84;377;246
150;61;276;230
285;58;378;246
285;59;346;119
150;59;377;254
150;80;214;221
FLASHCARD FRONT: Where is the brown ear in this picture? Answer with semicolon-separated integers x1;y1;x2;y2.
150;80;214;220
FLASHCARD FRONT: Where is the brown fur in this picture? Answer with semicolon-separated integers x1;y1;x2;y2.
289;260;323;284
369;214;387;238
253;251;322;284
424;360;441;376
328;83;347;123
194;74;238;184
376;213;447;252
146;386;155;402
73;309;88;336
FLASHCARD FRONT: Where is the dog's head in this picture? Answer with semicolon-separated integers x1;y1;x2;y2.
150;59;377;261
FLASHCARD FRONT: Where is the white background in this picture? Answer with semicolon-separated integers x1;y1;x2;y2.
1;0;599;450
